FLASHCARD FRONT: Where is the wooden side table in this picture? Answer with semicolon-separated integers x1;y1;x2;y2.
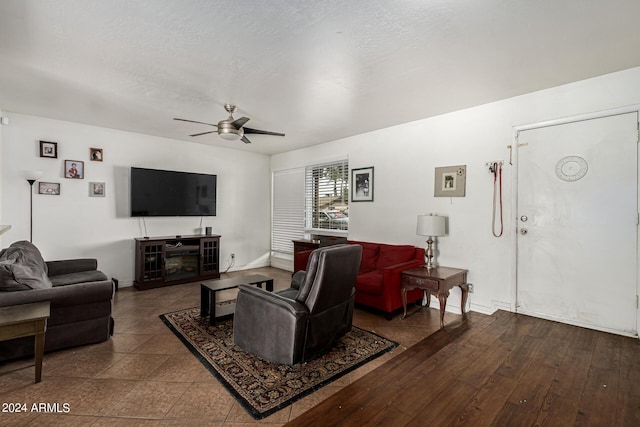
0;301;51;383
401;266;468;328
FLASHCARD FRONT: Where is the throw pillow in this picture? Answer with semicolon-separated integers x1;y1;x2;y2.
375;245;416;270
348;241;379;274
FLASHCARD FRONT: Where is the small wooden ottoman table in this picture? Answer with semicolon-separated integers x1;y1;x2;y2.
201;274;274;324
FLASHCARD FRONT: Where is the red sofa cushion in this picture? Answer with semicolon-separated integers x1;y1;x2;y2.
355;270;384;296
376;244;416;270
351;242;379;274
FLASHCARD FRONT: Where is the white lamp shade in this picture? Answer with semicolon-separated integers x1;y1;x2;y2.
416;214;446;237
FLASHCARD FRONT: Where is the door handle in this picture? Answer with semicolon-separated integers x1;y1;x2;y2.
520;228;528;235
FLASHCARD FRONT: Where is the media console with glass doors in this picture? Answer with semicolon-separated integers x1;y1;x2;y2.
134;234;220;290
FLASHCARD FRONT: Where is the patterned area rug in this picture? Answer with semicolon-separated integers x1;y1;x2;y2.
160;307;398;420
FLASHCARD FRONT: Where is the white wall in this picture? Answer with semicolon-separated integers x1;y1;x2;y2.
1;114;272;286
0;110;3;234
271;66;640;315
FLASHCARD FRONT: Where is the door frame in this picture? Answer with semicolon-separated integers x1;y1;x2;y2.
509;105;640;337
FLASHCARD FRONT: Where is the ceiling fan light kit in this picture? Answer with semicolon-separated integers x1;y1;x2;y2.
174;104;284;144
219;131;241;141
218;123;243;141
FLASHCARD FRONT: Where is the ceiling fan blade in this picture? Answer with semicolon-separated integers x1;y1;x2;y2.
174;118;218;128
241;135;252;144
231;117;250;129
243;127;285;137
190;130;217;137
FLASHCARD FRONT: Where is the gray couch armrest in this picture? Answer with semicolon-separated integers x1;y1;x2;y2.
46;259;98;276
233;284;308;365
0;279;113;308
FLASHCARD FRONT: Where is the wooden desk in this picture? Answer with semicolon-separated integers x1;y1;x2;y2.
0;301;50;383
401;267;468;328
292;240;320;271
292;239;320;253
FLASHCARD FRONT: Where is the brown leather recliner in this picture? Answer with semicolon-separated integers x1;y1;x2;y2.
233;244;362;365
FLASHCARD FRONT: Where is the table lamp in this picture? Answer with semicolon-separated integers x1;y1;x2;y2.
416;214;446;271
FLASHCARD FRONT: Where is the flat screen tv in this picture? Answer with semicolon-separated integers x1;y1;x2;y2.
130;167;217;217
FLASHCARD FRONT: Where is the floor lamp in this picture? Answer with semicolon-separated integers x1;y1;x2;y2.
25;171;43;242
416;214;446;272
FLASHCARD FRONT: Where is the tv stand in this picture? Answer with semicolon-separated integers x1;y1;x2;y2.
134;234;221;290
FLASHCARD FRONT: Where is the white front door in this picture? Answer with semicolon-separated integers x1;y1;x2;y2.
516;112;638;336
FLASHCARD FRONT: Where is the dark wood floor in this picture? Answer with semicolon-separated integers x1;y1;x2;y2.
287;310;640;426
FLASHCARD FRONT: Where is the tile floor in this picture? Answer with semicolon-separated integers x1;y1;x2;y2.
0;267;460;426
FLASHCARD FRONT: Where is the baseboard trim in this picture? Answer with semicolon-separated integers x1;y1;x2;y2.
270;257;293;272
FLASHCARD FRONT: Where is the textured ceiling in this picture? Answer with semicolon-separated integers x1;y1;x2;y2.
1;0;640;154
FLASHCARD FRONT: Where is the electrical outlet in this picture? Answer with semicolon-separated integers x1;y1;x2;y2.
231;253;235;259
467;283;474;293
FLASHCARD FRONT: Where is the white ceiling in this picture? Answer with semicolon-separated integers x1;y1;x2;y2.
1;1;639;155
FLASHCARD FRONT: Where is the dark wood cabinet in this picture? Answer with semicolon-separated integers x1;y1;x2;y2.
292;240;319;272
134;234;221;290
137;240;164;286
292;239;320;253
199;237;219;276
292;237;347;271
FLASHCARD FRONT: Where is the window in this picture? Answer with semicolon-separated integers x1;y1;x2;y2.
305;159;349;232
271;168;305;255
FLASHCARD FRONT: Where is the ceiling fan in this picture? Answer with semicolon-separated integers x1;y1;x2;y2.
173;104;285;144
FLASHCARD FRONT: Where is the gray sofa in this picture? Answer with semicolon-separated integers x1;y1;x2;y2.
0;241;114;361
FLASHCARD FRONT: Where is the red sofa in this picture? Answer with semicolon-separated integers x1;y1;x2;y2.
294;240;425;319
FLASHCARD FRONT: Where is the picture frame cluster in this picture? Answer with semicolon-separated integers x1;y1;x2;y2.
37;141;105;197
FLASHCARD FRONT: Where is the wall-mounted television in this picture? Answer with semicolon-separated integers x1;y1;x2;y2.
130;167;217;217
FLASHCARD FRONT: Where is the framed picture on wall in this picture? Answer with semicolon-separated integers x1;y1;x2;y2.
90;147;103;161
65;160;84;179
351;167;374;202
89;182;105;197
39;141;58;158
38;182;60;195
434;165;466;197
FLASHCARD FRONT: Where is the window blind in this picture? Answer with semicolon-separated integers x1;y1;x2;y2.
271;168;305;255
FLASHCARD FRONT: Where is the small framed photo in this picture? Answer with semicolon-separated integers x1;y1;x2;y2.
38;182;60;195
351;167;374;202
90;147;103;162
89;182;105;197
65;160;84;179
434;165;466;197
39;141;58;158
